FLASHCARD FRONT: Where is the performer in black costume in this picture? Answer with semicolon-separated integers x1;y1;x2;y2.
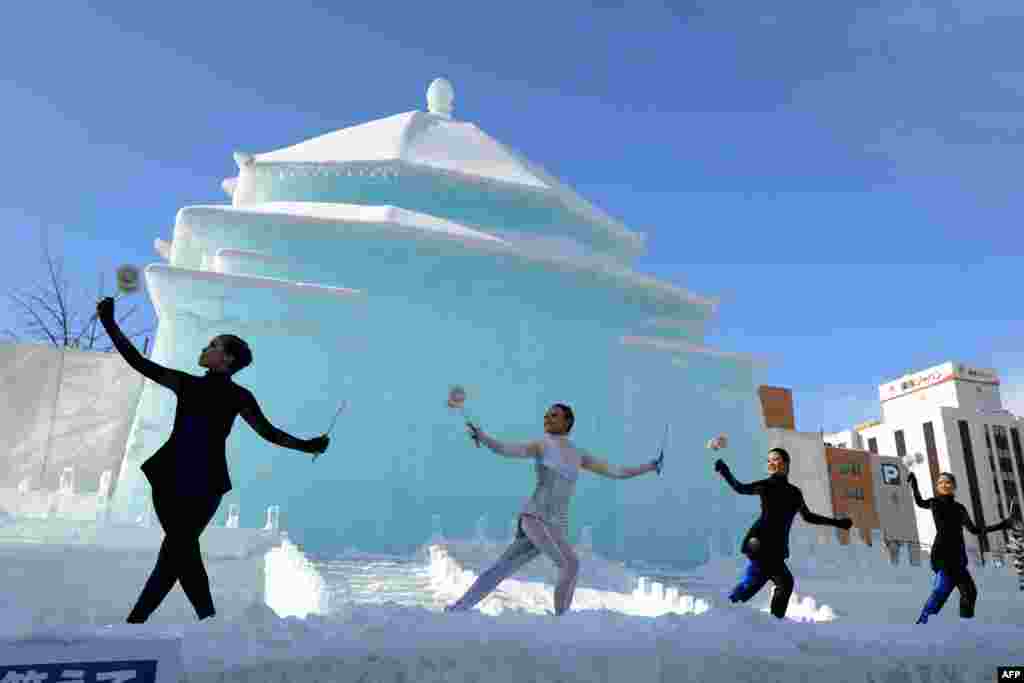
97;297;330;623
908;470;1018;623
714;446;852;619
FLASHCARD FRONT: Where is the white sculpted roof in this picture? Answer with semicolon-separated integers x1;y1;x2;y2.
255;112;547;189
250;111;643;255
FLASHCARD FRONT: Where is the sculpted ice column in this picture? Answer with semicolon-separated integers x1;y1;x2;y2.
475;515;489;546
225;503;240;529
264;505;280;532
579;525;594;553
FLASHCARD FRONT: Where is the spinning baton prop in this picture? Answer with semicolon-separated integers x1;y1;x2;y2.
314;399;348;462
327;400;348;436
654;423;669;475
448;384;479;447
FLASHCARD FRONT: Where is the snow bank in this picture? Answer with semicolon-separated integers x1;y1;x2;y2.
1;535;1022;682
0;522;326;631
4;604;1017;683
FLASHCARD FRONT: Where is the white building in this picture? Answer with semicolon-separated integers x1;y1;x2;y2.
823;429;861;450
855;362;1023;555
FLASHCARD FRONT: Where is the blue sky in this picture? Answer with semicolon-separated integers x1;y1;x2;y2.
3;1;1023;432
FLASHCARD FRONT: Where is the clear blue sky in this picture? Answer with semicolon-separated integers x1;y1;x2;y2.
4;2;1023;432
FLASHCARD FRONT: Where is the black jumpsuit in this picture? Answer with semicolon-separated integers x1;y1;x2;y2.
101;315;317;622
910;478;1013;619
719;469;848;619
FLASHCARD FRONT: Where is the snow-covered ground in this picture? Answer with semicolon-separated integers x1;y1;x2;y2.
5;600;1020;682
1;520;1022;682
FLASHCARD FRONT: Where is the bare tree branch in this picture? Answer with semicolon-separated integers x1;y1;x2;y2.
41;234;72;347
24;291;65;330
7;291;60;346
6;228;152;352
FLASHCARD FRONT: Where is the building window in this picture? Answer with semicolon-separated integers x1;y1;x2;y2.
995;498;1008;543
895;430;907;461
993;425;1011;454
957;420;990;552
923;422;941;487
845;487;865;501
868;437;878;454
993;425;1019;544
1011;428;1024;506
991;471;1008;543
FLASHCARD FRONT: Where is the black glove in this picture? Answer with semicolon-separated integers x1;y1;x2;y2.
307;434;330;457
96;297;115;323
906;472;917;488
714;458;728;475
837;518;853;531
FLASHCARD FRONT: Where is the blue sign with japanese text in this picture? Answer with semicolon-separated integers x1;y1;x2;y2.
0;660;157;683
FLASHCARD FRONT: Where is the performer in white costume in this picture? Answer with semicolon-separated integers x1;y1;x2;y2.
446;403;660;615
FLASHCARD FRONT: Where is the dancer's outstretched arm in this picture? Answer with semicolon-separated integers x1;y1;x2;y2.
714;459;760;495
799;495;853;529
239;390;326;454
962;501;1018;535
466;423;540;459
581;454;657;479
97;297;186;394
907;473;932;509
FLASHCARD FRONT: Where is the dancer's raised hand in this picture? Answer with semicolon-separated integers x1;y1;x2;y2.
308;434;330;461
1009;501;1020;522
466;421;482;448
97;297;115;323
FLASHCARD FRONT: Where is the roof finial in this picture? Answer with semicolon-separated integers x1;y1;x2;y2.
427;78;454;119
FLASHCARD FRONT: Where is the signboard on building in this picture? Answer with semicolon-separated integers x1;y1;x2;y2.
879;362;1000;402
881;463;901;486
952;364;999;384
879;363;952;402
